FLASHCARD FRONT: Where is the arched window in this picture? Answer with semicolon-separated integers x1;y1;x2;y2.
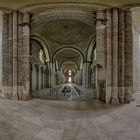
68;70;72;82
94;49;96;61
68;77;72;82
69;70;72;76
39;50;44;63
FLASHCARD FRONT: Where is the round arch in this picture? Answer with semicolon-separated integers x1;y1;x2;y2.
52;46;84;63
60;60;79;70
86;35;96;62
63;66;77;72
31;34;50;62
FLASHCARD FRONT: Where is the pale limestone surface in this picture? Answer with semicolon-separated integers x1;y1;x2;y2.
32;84;96;101
0;92;140;140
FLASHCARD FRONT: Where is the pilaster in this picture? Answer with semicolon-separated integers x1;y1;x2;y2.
96;10;106;102
124;10;133;103
12;11;18;99
17;12;31;100
106;9;112;103
111;8;119;104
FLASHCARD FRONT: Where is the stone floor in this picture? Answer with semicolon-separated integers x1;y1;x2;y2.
0;91;140;140
32;83;96;101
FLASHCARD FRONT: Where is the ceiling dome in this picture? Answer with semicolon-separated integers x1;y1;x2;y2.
32;19;95;44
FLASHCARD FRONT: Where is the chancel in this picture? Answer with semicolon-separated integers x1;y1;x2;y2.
0;0;140;140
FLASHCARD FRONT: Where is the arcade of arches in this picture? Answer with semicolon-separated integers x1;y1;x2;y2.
1;1;140;140
0;5;135;104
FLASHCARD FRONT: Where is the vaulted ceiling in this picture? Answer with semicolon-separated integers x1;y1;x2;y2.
32;19;94;44
61;60;78;75
0;0;140;10
15;0;140;73
31;8;95;71
54;48;82;70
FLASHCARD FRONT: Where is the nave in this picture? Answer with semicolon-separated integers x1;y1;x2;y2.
32;83;97;101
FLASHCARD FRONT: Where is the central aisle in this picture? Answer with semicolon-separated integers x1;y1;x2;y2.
32;83;97;101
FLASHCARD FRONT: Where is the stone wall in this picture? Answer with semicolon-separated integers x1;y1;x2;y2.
0;11;31;100
96;8;133;104
0;12;3;97
132;8;140;92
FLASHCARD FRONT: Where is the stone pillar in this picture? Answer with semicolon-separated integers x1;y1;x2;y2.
44;70;47;88
39;67;41;90
17;12;31;100
118;10;125;103
46;62;51;88
0;13;13;98
124;10;133;103
42;69;45;89
76;70;82;85
91;63;97;88
56;71;60;85
85;61;91;88
0;12;3;97
106;9;112;103
96;10;106;102
82;63;86;87
50;63;55;87
111;8;119;104
32;66;36;91
12;11;18;99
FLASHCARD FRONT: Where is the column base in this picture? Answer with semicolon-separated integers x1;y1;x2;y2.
131;94;135;101
23;95;32;101
111;98;120;105
12;94;19;100
131;98;135;101
19;94;32;100
106;98;112;104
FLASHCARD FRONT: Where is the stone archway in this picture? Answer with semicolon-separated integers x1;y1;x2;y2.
30;37;50;93
52;47;83;85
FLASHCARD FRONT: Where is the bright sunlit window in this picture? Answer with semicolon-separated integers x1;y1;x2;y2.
69;70;72;76
94;49;96;61
39;50;44;63
68;77;72;82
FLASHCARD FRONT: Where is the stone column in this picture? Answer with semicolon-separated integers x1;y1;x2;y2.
12;11;18;99
18;12;31;100
96;10;106;102
32;66;36;91
42;69;45;89
46;62;51;88
55;71;59;85
118;10;125;103
76;70;82;85
106;9;112;103
39;67;41;90
124;10;133;103
44;70;47;88
82;62;86;87
50;63;55;87
0;12;3;97
85;61;91;88
111;8;119;104
1;13;13;98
